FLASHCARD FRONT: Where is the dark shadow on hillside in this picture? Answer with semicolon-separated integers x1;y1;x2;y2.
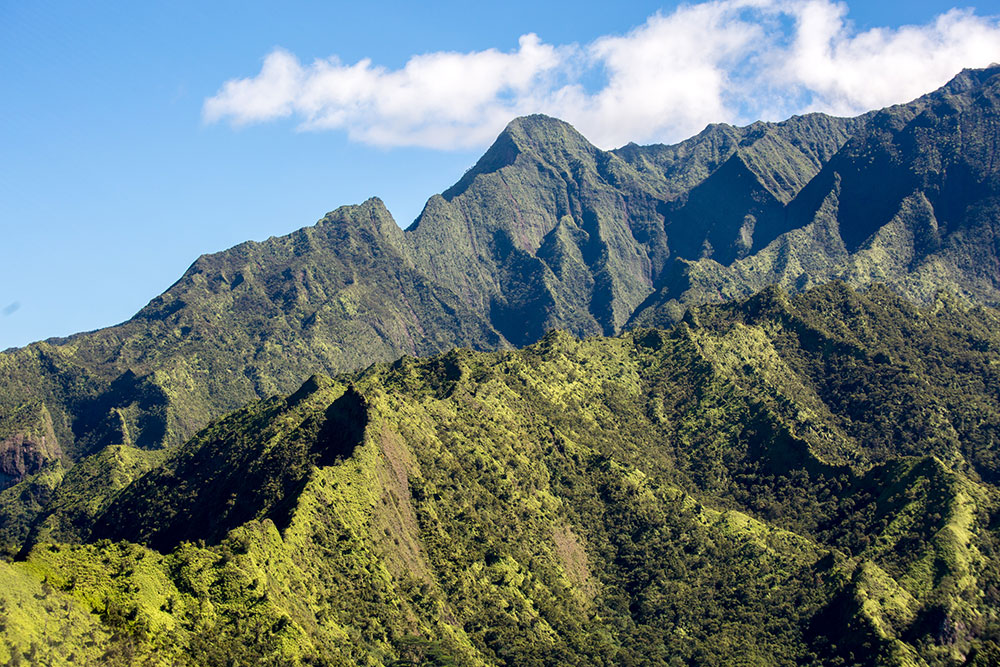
89;387;368;553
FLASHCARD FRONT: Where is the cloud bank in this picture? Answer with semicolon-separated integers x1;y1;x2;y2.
204;0;1000;149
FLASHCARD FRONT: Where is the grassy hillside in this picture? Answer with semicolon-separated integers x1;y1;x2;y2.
3;283;1000;665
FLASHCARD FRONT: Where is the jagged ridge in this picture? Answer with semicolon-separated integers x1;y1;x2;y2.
0;65;998;495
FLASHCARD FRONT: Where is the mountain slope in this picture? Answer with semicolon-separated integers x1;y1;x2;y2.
630;66;1000;326
2;66;999;488
0;199;504;472
4;283;1000;666
0;113;859;484
407;112;864;343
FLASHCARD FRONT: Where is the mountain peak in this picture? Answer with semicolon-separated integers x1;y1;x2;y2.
502;113;577;137
500;114;595;154
318;196;402;242
323;196;390;220
920;62;1000;106
442;115;596;200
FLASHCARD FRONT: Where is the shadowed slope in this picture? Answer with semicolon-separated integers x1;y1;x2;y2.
91;376;366;552
631;66;1000;327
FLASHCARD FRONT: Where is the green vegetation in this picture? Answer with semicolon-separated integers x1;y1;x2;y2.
632;67;1000;328
2;63;1000;666
1;67;997;485
1;283;999;665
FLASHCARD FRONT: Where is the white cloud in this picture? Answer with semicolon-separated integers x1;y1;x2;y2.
550;0;774;145
204;1;1000;149
203;48;304;125
779;3;1000;115
204;34;564;148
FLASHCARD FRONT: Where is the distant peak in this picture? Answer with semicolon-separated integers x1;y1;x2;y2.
964;62;1000;75
499;114;591;150
502;113;573;133
927;63;1000;101
359;196;391;215
318;196;401;239
441;115;595;201
324;196;391;220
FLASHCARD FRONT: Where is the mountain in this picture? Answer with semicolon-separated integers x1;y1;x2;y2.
0;106;873;486
6;67;998;486
2;283;1000;665
7;66;1000;488
631;66;1000;326
407;111;864;343
2;64;1000;665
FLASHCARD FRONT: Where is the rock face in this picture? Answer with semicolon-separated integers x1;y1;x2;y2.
631;66;1000;326
0;435;53;488
0;66;999;477
0;404;60;487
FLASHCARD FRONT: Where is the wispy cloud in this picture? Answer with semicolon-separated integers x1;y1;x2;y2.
204;0;1000;149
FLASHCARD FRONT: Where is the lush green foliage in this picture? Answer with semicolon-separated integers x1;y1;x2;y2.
2;284;999;665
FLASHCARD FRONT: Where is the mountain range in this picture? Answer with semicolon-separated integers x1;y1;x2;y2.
1;65;1000;666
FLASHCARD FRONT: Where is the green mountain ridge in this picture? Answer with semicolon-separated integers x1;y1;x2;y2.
633;66;1000;326
6;64;993;484
3;283;1000;665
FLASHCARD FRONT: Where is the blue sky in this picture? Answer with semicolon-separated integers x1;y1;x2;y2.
3;0;999;350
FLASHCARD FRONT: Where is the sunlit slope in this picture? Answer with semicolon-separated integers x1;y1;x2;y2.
4;284;1000;665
